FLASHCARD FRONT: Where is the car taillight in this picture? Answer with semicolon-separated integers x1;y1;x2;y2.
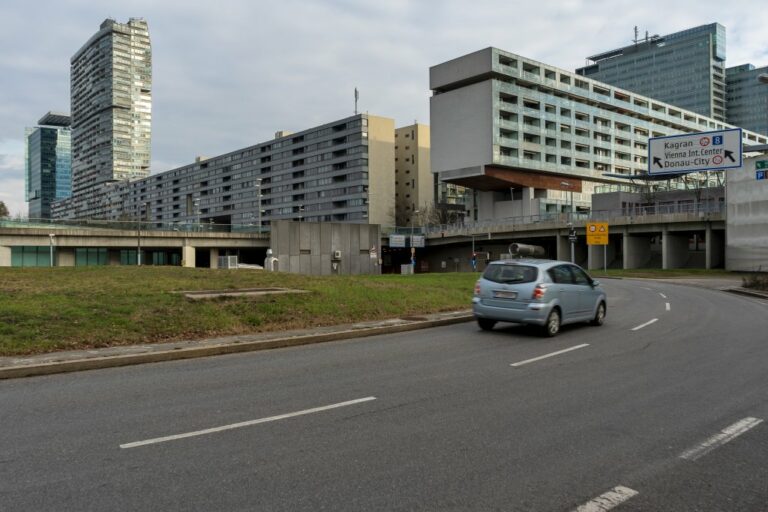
532;284;546;300
474;281;481;295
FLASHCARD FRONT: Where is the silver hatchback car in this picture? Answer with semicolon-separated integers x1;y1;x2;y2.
472;259;606;337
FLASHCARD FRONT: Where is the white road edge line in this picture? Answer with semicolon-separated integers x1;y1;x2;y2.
680;417;764;461
631;318;658;331
120;396;378;449
574;486;639;511
510;344;589;367
659;292;667;299
665;302;671;311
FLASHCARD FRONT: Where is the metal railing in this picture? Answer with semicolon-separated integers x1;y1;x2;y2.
390;201;725;237
0;217;270;235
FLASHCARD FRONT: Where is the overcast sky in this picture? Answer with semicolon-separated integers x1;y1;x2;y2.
1;0;767;216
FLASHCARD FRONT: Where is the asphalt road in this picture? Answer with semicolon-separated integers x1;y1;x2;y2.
1;279;767;511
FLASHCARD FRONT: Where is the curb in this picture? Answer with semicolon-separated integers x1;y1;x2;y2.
0;313;475;380
724;287;768;300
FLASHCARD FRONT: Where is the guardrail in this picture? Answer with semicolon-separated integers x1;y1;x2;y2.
0;218;269;235
3;201;725;238
387;202;725;236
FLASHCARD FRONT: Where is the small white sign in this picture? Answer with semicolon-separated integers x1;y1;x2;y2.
411;235;425;248
648;128;742;175
389;234;406;248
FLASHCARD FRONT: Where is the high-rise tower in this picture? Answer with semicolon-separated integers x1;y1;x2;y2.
25;112;72;219
70;18;151;194
576;24;726;122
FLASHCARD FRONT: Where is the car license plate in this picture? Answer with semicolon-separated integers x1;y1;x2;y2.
493;290;517;299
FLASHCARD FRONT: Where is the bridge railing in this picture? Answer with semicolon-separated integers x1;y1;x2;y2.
401;202;725;236
0;218;270;235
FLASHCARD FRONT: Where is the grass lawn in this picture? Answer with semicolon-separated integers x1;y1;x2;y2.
0;267;478;356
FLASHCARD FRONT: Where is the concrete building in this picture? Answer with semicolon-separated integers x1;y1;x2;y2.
726;155;768;271
429;47;768;223
395;123;432;226
24;112;72;219
70;18;151;195
54;114;396;228
576;24;727;122
726;64;768;136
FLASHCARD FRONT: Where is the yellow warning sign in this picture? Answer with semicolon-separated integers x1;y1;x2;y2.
586;222;609;245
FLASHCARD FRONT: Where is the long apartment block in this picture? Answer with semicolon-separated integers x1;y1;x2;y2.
54;114;395;227
430;47;768;221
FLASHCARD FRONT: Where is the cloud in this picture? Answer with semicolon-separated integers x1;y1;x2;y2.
0;140;26;217
1;0;767;211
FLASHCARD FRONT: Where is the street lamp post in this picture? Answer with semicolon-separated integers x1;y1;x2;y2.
255;178;262;233
48;234;55;267
193;198;201;231
138;202;149;266
561;181;576;264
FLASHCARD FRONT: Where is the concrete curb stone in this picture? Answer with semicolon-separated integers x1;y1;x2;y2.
0;310;475;380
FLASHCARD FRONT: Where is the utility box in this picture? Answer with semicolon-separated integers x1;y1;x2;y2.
218;255;238;269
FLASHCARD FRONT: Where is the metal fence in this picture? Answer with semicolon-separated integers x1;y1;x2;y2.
0;217;269;235
386;201;726;236
3;200;725;237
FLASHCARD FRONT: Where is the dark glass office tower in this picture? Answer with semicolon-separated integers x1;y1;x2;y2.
25;112;72;219
577;24;727;122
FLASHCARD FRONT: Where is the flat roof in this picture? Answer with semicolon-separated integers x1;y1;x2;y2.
38;112;71;127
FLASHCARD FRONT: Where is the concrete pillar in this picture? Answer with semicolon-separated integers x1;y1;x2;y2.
57;248;75;267
209;248;219;269
662;228;688;269
706;224;725;269
623;232;651;269
556;235;570;261
182;245;196;268
521;187;534;218
0;246;10;267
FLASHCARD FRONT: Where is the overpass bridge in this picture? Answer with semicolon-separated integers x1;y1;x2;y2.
399;204;725;272
0;221;269;268
2;205;725;272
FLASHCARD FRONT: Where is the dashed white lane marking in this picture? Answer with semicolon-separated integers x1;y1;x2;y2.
631;318;658;331
120;396;377;449
640;287;652;291
665;302;671;311
659;292;667;299
680;417;763;461
510;344;590;367
574;486;639;511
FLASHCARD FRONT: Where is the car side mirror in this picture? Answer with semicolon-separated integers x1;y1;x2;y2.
591;280;600;288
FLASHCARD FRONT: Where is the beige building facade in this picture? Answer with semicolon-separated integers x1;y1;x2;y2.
395;123;433;226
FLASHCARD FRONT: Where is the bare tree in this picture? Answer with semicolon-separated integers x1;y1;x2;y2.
0;201;9;218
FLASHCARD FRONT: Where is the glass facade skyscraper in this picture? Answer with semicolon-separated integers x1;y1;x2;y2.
726;64;768;136
70;18;151;195
577;24;727;122
24;112;72;219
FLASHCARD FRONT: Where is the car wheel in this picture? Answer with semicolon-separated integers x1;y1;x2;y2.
543;309;560;337
591;302;606;326
477;318;497;331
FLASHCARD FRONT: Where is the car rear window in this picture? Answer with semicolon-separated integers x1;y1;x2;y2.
482;264;538;284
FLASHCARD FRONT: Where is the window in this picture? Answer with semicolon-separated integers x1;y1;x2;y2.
483;264;538;284
548;265;573;284
569;266;590;285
